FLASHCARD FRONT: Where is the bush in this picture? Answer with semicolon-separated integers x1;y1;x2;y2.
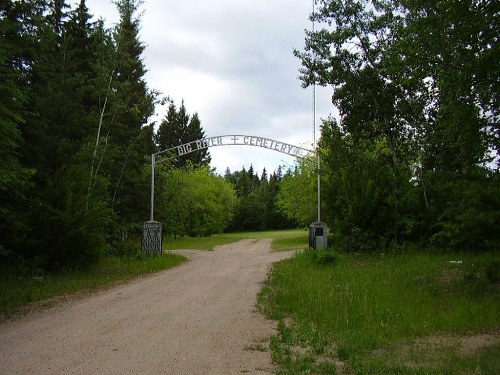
108;241;141;257
486;260;500;284
306;249;337;265
430;177;500;252
332;226;376;253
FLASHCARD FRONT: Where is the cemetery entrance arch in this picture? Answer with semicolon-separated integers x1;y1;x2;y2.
142;135;321;253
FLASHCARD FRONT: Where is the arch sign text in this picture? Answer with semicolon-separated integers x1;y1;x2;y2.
155;134;312;162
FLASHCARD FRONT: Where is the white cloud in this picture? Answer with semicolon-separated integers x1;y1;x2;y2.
86;0;334;174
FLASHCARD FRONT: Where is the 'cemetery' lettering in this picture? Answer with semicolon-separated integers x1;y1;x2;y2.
155;135;313;162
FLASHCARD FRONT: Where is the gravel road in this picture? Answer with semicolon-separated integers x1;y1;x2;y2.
0;239;293;374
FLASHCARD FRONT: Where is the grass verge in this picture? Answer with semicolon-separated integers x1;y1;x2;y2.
258;250;500;374
164;228;308;251
0;253;186;317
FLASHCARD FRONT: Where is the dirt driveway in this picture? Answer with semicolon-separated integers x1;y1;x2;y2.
0;239;293;374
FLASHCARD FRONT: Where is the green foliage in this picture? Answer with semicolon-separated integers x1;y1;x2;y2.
0;0;35;255
0;252;186;313
233;192;267;231
11;0;113;271
103;0;157;229
293;0;499;252
109;240;141;258
276;159;318;226
158;165;237;237
225;165;296;232
0;0;160;272
395;0;498;173
24;149;116;271
156;100;211;168
312;119;409;252
259;250;500;374
429;174;500;252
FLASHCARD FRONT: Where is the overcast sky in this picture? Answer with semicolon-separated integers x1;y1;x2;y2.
85;0;334;175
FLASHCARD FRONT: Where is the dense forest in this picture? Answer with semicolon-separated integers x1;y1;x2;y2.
280;0;499;252
0;0;296;272
0;0;498;274
1;0;161;270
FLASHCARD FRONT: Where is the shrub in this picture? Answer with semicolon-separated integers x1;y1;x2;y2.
306;249;337;265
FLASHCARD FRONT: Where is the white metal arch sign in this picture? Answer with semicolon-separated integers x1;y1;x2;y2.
144;135;321;254
154;134;313;163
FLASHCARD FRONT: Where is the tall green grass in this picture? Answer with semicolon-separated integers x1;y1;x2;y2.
0;253;186;314
259;250;500;374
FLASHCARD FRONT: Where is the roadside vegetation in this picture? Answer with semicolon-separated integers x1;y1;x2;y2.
258;248;500;374
0;229;305;318
255;2;500;371
2;226;498;374
0;249;185;317
164;228;308;251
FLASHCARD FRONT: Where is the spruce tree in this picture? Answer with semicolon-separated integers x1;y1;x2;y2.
156;100;210;168
0;0;35;256
106;0;156;229
187;112;211;166
1;0;112;268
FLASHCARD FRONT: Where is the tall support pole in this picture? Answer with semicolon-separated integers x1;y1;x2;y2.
143;153;162;255
317;152;321;222
312;0;316;147
150;153;155;221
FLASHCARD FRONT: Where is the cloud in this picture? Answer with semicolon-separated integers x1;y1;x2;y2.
87;0;334;174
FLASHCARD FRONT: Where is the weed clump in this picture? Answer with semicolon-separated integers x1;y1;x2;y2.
306;249;337;265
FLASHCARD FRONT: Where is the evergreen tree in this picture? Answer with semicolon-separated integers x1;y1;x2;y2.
22;0;69;182
224;166;295;231
105;0;156;230
0;0;36;256
156;100;210;168
10;0;119;269
187;112;211;165
111;0;154;144
156;101;178;153
260;168;267;182
64;0;99;140
267;170;293;229
1;0;162;269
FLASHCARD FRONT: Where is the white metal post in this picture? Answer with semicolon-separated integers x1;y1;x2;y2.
317;152;321;222
150;153;155;221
